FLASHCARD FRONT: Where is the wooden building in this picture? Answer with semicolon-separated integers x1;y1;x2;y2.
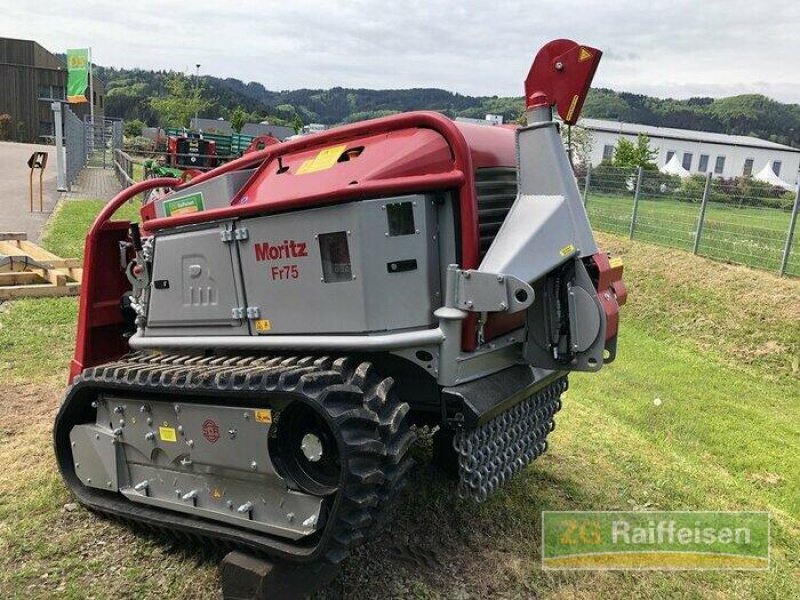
0;37;104;142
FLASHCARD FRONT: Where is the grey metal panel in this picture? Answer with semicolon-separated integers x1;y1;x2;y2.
102;395;282;476
84;395;323;541
121;466;322;541
153;169;255;218
237;195;440;334
146;222;248;334
70;424;121;491
515;123;597;258
479;123;598;283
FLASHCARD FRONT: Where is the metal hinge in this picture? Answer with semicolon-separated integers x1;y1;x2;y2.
231;307;245;319
221;226;249;242
246;306;261;319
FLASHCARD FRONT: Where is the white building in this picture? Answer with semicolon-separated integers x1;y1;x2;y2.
579;118;800;187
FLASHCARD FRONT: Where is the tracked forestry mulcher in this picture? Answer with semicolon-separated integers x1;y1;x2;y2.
54;40;626;565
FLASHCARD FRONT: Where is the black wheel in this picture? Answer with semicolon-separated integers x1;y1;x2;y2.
274;401;342;495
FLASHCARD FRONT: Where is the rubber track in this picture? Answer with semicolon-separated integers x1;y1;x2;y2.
53;352;414;564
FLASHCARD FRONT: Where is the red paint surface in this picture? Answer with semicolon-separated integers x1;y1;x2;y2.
70;177;180;382
524;39;602;124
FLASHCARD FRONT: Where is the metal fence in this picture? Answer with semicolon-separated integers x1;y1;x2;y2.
578;164;800;277
63;105;87;187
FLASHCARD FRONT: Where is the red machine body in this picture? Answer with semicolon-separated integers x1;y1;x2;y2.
76;112;624;380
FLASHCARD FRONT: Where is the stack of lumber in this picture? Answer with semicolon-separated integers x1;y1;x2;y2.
0;233;82;300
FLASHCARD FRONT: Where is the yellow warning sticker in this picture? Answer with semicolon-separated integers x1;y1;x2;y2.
578;47;593;62
254;319;272;333
296;144;347;175
159;426;177;442
560;243;577;257
609;257;624;269
255;409;273;424
210;487;224;500
565;94;580;122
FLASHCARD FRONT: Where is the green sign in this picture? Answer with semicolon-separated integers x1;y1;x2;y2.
163;192;205;217
66;49;89;103
542;511;770;570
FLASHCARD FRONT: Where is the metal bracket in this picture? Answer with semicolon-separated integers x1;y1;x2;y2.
246;306;261;319
232;307;245;319
235;227;249;241
221;229;235;243
454;269;535;313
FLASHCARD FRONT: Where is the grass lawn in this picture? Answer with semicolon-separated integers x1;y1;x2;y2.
587;193;799;276
0;201;797;598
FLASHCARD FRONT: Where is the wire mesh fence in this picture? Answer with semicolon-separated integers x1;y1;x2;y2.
577;164;800;277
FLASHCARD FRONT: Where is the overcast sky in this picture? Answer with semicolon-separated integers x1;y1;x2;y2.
4;0;799;103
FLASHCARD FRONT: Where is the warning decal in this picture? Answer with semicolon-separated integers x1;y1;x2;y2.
296;144;347;175
255;409;272;424
159;426;177;442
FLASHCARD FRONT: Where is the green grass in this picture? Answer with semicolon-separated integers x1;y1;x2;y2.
587;193;799;275
132;162;145;182
39;198;142;259
1;202;798;598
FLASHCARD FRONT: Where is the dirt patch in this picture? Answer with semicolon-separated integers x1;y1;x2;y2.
0;378;62;435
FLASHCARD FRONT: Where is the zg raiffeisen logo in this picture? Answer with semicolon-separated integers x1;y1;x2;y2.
542;511;770;570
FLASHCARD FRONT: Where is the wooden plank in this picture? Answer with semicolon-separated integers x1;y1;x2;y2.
0;233;27;241
17;240;64;262
0;282;80;301
40;259;82;269
0;272;45;285
0;240;24;255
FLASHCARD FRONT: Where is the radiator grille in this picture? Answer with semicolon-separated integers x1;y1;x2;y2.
475;167;517;259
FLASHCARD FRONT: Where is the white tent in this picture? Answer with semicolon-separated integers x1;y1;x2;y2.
753;163;795;191
660;154;691;178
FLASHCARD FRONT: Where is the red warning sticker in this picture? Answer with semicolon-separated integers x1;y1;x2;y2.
202;419;220;443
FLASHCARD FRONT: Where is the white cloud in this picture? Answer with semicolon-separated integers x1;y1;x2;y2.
2;0;799;102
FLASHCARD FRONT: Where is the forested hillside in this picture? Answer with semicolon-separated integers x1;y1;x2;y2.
94;64;800;148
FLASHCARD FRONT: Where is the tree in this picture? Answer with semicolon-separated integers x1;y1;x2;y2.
612;134;658;170
123;118;145;138
562;125;594;170
230;107;247;133
150;73;210;128
292;114;304;134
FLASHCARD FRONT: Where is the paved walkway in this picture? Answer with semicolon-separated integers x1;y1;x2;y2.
0;141;60;242
0;141;121;244
62;166;121;201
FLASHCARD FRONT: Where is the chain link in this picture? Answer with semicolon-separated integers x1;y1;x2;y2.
453;377;566;502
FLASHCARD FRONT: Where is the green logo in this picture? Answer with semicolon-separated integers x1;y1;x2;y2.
163;192;204;217
542;511;769;570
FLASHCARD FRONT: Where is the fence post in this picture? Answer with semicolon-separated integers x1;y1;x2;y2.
51;102;67;192
693;172;713;255
629;166;644;239
583;165;592;207
779;174;800;276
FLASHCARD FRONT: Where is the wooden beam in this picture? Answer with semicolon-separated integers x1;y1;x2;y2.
0;282;80;301
0;272;46;285
0;233;27;241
